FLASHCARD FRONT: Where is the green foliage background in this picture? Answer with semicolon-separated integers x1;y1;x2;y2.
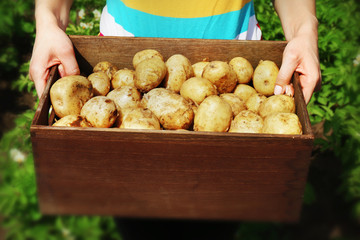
0;0;359;239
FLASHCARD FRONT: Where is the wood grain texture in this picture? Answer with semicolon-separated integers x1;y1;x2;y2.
71;36;286;76
31;36;314;222
32;66;58;127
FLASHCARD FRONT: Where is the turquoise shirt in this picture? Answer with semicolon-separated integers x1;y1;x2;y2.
101;0;262;40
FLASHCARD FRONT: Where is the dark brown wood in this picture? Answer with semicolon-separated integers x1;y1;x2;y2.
70;35;286;76
30;36;314;222
32;66;58;127
293;73;313;135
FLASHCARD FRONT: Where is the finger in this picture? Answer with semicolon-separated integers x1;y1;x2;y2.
314;71;322;92
300;74;317;104
35;79;46;97
298;60;321;104
284;83;294;97
274;51;298;95
29;59;50;97
58;48;80;77
58;64;65;77
33;69;49;98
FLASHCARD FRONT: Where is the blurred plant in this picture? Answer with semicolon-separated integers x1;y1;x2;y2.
66;0;104;35
309;0;360;221
235;0;360;239
1;0;360;239
256;0;360;220
67;8;101;36
0;0;121;239
254;0;284;41
0;61;121;240
0;0;34;77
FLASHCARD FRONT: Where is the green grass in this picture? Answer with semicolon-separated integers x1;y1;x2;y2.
1;0;360;239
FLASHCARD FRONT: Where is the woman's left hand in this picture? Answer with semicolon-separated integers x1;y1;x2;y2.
274;33;321;104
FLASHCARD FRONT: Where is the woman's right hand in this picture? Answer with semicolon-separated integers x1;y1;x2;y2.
29;0;78;97
29;25;80;97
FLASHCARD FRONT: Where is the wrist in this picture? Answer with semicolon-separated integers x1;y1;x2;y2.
35;3;70;32
284;15;318;41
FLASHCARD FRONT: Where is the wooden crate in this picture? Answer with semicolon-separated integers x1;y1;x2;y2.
30;36;314;222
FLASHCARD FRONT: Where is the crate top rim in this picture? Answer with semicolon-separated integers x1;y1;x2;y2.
69;35;288;44
30;124;314;141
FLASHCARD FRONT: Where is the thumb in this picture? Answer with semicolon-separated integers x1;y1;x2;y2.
57;52;80;78
274;53;298;96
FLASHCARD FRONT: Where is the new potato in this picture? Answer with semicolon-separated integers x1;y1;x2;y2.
192;61;209;78
253;60;279;96
50;75;93;118
107;86;142;118
120;108;161;130
220;93;247;116
164;54;194;93
180;77;217;106
132;49;164;68
233;84;257;102
52;115;92;127
262;112;302;135
80;96;118;128
111;68;136;89
229;57;254;84
245;93;267;114
202;61;237;94
229;110;263;133
141;88;194;130
88;71;110;96
194;95;232;132
134;57;167;92
258;94;296;118
93;61;118;80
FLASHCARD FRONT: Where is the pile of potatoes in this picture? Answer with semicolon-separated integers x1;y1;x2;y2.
50;49;302;135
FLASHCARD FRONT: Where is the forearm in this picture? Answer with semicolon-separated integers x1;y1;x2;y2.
35;0;74;32
30;0;79;97
273;0;321;104
274;0;318;41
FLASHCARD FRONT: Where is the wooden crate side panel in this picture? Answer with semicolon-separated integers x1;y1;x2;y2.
31;128;312;222
70;36;286;75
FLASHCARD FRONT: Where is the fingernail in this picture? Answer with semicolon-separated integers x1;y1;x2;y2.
274;85;282;95
285;85;293;97
58;64;65;77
